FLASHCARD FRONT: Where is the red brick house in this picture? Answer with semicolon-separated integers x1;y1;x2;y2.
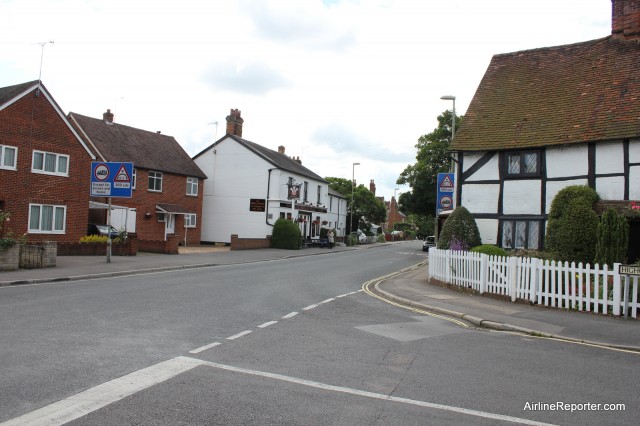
0;80;96;243
69;110;207;251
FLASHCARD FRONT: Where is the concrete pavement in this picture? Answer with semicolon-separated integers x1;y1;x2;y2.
1;241;638;352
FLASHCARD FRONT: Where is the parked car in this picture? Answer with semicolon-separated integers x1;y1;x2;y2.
422;236;436;252
87;224;119;239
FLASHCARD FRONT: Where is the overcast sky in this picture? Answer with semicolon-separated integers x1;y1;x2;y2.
1;0;612;201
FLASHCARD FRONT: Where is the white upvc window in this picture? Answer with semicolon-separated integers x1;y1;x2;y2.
28;203;66;233
184;213;197;228
186;177;198;196
148;170;162;192
0;145;17;170
32;150;69;176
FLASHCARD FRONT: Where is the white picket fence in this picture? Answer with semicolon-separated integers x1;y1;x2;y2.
428;248;639;319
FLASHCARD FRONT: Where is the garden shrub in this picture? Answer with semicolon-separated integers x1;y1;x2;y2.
376;234;386;243
471;244;508;257
345;234;358;246
436;206;481;250
545;186;599;264
594;208;629;267
80;235;108;243
271;218;302;250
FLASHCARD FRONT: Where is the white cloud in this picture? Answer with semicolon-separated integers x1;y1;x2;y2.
0;0;611;201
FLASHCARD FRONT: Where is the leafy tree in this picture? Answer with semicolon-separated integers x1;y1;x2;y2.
325;177;386;232
436;206;481;250
396;110;462;217
325;177;353;197
545;185;599;264
352;185;386;226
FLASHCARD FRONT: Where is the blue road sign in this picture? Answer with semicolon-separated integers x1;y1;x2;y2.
436;172;455;215
91;162;134;198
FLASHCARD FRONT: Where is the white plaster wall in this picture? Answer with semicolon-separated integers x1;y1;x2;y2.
629;138;640;163
596;176;625;200
546;145;588;178
461;184;499;214
545;179;588;214
476;219;498;245
463;152;499;181
502;180;542;215
630;165;640;199
195;138;274;243
595;141;624;174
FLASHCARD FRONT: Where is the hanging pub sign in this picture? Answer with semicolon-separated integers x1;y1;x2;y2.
288;184;301;200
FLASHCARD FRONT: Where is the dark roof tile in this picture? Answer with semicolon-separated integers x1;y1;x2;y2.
452;36;640;151
70;112;206;179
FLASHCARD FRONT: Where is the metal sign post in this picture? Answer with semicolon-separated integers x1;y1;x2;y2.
91;162;133;263
618;264;640;319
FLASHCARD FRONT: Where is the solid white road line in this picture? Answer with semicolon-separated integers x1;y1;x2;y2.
282;312;298;319
187;357;556;426
226;330;252;340
257;320;278;328
0;357;203;426
189;341;221;354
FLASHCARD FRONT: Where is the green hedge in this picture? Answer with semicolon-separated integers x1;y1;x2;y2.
271;218;302;250
437;206;481;250
470;245;508;257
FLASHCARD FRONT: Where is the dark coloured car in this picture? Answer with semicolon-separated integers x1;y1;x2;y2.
87;224;119;239
422;236;436;252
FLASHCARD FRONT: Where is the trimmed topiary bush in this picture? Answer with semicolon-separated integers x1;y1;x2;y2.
594;208;629;267
271;218;302;250
437;206;481;250
545;185;599;264
471;244;508;257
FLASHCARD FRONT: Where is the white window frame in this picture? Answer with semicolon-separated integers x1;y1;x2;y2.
132;168;137;189
157;213;166;222
31;150;69;176
0;145;17;170
28;203;66;234
184;213;197;228
186;177;198;196
148;170;163;192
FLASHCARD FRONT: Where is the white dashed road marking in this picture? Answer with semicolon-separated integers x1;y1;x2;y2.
227;330;252;340
282;311;298;319
189;341;221;354
257;320;278;328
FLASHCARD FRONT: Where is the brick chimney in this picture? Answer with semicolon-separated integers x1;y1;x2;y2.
612;0;640;40
103;109;114;124
278;146;285;154
225;109;244;137
369;179;376;195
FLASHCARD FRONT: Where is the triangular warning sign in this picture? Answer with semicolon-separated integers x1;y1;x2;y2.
114;165;130;182
440;175;453;188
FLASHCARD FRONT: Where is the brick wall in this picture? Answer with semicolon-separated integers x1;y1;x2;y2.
91;171;204;246
0;87;93;244
230;234;272;250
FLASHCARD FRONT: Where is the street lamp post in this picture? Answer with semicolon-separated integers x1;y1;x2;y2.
392;187;399;240
440;95;456;140
350;162;360;235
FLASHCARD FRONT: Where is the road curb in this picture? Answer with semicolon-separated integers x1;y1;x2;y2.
373;278;640;354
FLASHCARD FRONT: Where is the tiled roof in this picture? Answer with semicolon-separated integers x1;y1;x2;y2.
0;80;38;106
195;134;327;183
451;36;640;151
70;112;206;179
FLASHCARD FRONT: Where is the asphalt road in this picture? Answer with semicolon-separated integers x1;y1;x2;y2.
1;241;637;425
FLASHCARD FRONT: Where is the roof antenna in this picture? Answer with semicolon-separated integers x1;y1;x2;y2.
35;40;54;96
208;121;219;140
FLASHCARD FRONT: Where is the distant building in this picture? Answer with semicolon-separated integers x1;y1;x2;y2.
193;109;347;246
